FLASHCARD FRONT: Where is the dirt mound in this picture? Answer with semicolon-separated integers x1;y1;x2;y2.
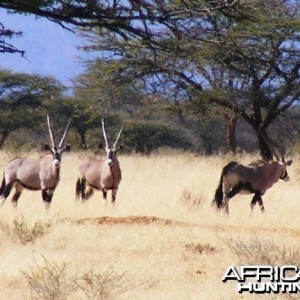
62;216;300;238
65;215;189;226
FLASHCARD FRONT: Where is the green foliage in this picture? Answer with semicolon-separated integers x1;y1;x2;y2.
77;0;300;157
1;0;300;155
124;121;192;154
0;69;64;149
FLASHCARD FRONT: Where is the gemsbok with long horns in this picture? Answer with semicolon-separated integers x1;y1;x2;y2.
75;119;125;204
0;115;71;209
212;154;293;215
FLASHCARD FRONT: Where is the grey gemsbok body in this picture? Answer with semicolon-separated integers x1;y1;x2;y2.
0;115;71;209
213;158;293;215
76;119;125;204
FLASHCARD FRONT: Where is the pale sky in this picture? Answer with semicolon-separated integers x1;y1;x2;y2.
0;9;88;90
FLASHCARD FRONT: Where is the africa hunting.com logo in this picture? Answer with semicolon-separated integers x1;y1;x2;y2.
223;266;300;293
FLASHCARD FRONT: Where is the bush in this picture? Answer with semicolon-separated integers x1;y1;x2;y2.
73;267;128;299
180;189;204;208
22;257;72;300
22;258;132;300
227;237;300;265
0;215;52;244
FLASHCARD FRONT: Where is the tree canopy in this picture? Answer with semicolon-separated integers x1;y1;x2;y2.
79;0;300;159
0;0;300;156
0;70;64;149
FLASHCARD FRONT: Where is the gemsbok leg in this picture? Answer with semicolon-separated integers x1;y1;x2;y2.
0;180;14;207
250;193;264;216
11;183;24;207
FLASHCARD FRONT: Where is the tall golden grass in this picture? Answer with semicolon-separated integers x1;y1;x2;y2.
0;150;300;299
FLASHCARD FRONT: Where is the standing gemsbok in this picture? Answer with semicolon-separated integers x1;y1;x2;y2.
76;119;125;204
212;154;293;215
0;115;71;209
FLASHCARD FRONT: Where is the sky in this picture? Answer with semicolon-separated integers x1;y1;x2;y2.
0;9;89;90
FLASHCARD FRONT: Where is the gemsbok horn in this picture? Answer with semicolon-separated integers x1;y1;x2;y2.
212;140;293;215
76;119;125;204
0;115;71;209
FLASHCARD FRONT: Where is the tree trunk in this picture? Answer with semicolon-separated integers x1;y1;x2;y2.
256;127;273;161
225;113;237;154
0;130;9;150
79;131;87;150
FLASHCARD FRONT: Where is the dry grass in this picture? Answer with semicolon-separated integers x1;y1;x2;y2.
0;150;300;299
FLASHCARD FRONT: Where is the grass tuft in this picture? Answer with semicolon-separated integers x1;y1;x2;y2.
0;215;52;244
180;188;204;208
227;236;300;265
73;266;129;299
184;243;216;255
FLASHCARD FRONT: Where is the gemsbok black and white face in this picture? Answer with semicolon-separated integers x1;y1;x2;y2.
102;119;124;167
0;115;71;209
44;115;71;168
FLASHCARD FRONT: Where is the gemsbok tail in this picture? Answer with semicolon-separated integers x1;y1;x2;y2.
213;174;224;209
212;162;238;209
76;177;94;201
75;177;83;200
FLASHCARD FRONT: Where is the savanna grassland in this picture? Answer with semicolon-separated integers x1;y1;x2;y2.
1;150;300;300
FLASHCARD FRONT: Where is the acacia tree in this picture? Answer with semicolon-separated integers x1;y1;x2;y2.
1;0;299;157
0;70;64;148
80;0;300;159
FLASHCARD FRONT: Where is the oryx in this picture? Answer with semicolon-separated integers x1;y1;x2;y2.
0;115;71;209
212;157;293;215
75;119;125;204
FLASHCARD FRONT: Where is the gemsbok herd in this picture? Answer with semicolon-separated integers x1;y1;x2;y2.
0;115;124;210
0;115;294;216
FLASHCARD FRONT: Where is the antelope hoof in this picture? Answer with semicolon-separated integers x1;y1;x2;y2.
11;201;18;208
44;201;51;210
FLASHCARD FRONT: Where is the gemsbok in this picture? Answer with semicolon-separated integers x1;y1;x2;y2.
0;115;71;209
75;119;125;204
212;156;293;215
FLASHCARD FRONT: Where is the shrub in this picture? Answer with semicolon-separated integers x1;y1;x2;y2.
73;266;128;299
0;215;52;244
22;257;72;300
22;258;132;300
227;237;300;266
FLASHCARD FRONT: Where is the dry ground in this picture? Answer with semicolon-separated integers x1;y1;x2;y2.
0;150;300;299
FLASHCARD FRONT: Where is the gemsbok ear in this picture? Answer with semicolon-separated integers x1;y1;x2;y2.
98;142;104;149
119;144;124;151
286;159;293;166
